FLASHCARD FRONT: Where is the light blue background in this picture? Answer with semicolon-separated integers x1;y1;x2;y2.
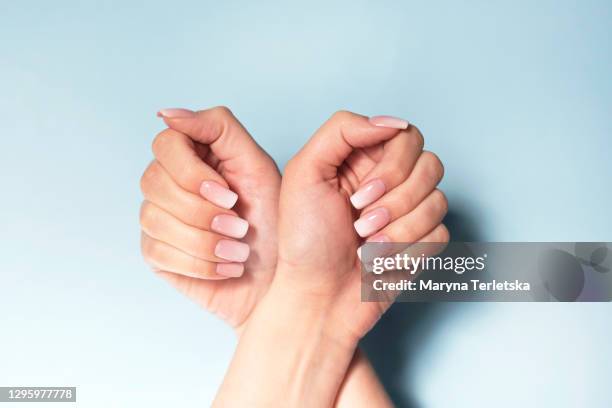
1;1;610;407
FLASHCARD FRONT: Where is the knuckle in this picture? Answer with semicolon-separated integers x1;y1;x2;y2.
437;224;450;243
432;189;449;214
408;126;425;150
141;234;158;261
152;129;176;157
429;152;445;179
206;106;236;136
140;161;161;195
209;105;234;121
330;110;353;124
421;151;445;184
139;201;158;229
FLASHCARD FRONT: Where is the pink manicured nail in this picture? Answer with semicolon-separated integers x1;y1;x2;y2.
350;179;386;209
367;234;391;243
157;108;195;118
216;263;244;278
369;115;409;129
357;235;390;260
354;207;390;238
215;240;250;262
211;214;249;239
200;181;238;209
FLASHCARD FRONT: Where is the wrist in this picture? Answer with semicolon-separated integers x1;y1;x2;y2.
269;262;362;345
258;273;359;349
214;268;358;407
258;284;357;405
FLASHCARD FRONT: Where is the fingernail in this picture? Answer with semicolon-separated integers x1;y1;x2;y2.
200;181;238;209
157;108;195;118
357;235;390;260
350;179;386;209
354;207;390;238
216;263;244;278
369;115;409;129
215;240;250;262
367;234;391;243
211;214;249;239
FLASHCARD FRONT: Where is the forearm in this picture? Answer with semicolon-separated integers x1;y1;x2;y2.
229;332;393;407
234;316;392;407
214;275;357;407
335;349;394;408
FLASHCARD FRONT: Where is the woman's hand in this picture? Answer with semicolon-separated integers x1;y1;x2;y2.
141;107;399;407
139;106;281;330
213;111;448;407
276;110;449;342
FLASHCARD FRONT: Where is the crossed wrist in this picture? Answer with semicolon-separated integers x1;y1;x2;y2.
221;270;359;406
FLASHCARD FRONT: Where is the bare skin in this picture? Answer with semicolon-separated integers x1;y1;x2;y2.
213;111;448;407
139;107;442;406
140;107;279;329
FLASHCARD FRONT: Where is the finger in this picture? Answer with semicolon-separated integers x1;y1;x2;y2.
289;111;408;181
360;151;444;221
358;223;449;262
152;128;238;209
141;233;244;279
154;270;220;310
349;125;425;209
416;223;450;244
359;224;450;301
356;189;448;240
157;106;277;173
140;161;248;237
140;201;250;263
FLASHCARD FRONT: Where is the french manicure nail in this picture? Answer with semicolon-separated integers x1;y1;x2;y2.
157;108;195;118
369;115;409;129
354;207;390;238
200;181;238;209
211;214;249;239
216;263;244;278
215;240;250;262
350;178;386;209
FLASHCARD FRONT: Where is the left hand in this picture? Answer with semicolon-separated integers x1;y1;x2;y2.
139;106;281;330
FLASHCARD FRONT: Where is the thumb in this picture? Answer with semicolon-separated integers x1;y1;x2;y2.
157;106;271;169
292;111;408;180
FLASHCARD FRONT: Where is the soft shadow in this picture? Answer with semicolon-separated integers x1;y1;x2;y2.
361;208;482;407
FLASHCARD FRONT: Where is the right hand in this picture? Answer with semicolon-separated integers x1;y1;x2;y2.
275;111;449;342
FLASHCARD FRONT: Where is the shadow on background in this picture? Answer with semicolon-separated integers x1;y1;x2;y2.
361;208;482;408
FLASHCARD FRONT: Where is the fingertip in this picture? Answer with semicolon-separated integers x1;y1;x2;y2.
157;108;195;119
350;179;386;209
216;263;244;278
200;181;238;209
354;207;390;237
214;240;250;263
211;214;249;239
368;115;409;130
